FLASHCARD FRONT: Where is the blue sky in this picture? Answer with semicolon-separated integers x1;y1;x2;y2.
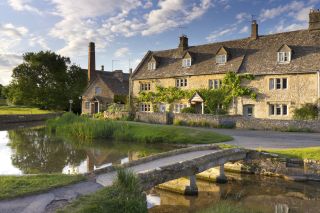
0;0;319;85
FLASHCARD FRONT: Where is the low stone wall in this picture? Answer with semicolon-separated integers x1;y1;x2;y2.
173;113;239;128
104;111;130;120
135;112;169;124
0;112;63;124
236;118;320;132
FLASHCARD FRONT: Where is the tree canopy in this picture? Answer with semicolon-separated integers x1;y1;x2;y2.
0;84;4;98
5;51;87;111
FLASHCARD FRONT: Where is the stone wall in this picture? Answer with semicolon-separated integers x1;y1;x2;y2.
0;113;63;124
174;113;239;128
135;112;169;124
236;117;320;132
104;111;130;120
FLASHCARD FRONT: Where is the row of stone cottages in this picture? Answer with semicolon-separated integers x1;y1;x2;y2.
81;9;320;120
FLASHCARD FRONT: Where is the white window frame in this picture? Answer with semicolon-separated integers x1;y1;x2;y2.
85;101;90;109
176;78;188;87
216;54;227;64
174;104;187;113
182;58;192;67
140;103;151;112
209;79;222;89
277;52;291;63
148;62;156;70
95;87;102;95
269;78;288;90
140;83;151;91
269;104;288;116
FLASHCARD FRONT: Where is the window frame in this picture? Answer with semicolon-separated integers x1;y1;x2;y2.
277;52;291;63
174;103;187;113
269;78;288;90
95;87;102;95
148;62;156;70
140;103;151;112
85;101;90;109
140;83;151;91
176;78;188;87
216;54;227;64
182;58;192;68
269;104;288;116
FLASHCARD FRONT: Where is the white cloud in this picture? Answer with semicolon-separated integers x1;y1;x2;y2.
269;21;307;34
259;1;305;22
8;0;42;14
28;35;50;50
0;54;22;85
239;26;249;33
236;12;251;23
0;23;28;38
114;47;130;58
206;26;237;42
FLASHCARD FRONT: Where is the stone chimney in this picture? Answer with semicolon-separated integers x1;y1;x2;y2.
309;9;320;31
101;65;104;71
251;20;258;40
88;42;96;82
178;35;188;54
113;70;123;82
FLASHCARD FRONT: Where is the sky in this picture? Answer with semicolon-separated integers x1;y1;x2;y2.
0;0;319;85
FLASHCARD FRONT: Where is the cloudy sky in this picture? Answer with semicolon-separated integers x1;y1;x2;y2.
0;0;319;85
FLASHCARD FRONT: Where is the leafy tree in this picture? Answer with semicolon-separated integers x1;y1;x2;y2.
0;84;4;98
5;51;87;111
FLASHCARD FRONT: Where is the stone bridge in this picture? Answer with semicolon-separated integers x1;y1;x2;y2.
0;145;249;213
95;145;248;195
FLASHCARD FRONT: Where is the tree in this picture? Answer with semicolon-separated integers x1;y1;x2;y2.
0;84;4;98
5;51;87;111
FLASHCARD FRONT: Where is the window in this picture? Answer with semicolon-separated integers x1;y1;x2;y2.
277;52;291;63
140;83;151;91
269;78;288;90
209;79;222;89
216;55;227;64
140;103;151;112
148;62;156;70
176;78;187;87
85;101;90;109
182;58;191;67
174;104;187;113
269;104;288;116
95;87;101;95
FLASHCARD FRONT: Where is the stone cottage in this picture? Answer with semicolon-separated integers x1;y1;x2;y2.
131;9;320;120
81;42;129;114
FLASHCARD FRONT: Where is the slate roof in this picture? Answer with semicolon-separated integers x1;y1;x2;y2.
84;70;129;95
132;29;320;80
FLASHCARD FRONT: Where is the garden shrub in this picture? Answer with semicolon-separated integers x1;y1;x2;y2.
293;103;318;120
181;107;196;113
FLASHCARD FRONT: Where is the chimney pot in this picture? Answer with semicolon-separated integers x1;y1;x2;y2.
251;20;258;40
309;9;320;31
88;42;96;82
101;65;104;71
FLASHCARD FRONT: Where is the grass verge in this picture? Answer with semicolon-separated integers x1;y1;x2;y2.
0;174;85;200
0;106;55;115
266;147;320;160
47;113;232;144
58;169;147;213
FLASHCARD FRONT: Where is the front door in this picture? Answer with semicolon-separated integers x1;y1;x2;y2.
94;102;99;113
194;102;202;114
243;105;254;118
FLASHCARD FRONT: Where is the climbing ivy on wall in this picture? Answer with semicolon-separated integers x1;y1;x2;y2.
137;72;257;114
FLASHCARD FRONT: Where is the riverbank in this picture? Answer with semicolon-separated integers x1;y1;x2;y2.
0;174;85;200
47;113;232;144
0;106;56;115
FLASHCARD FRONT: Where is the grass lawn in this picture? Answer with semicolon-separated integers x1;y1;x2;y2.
58;170;147;213
0;106;55;115
0;174;85;200
47;113;233;144
267;147;320;160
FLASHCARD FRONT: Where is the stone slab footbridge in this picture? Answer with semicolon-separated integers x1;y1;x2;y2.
0;145;249;213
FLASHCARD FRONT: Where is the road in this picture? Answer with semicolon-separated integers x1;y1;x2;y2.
206;128;320;149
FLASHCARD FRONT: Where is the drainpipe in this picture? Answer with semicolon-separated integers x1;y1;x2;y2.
318;71;320;119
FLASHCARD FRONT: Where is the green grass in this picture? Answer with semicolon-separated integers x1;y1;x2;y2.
197;201;263;213
266;147;320;160
0;174;85;200
47;113;232;145
0;106;55;115
58;170;147;213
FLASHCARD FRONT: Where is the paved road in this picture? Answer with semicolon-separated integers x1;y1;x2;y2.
205;128;320;149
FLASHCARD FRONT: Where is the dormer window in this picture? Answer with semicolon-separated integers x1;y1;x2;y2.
148;62;156;70
277;44;292;64
216;55;227;64
182;58;191;67
277;52;291;63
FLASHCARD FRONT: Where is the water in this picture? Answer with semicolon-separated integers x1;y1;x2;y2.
148;173;320;213
0;125;175;175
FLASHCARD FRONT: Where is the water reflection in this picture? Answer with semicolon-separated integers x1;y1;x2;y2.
0;127;175;175
148;173;320;213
